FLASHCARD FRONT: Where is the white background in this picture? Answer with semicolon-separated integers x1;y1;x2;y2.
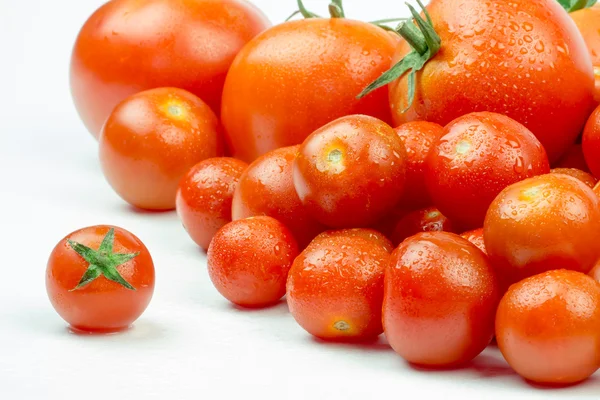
0;0;597;398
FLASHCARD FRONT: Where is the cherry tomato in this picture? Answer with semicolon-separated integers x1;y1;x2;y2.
425;112;550;230
583;104;600;178
46;226;155;332
313;228;394;254
391;207;454;247
460;228;487;255
71;0;269;138
484;174;600;286
293;115;407;228
571;5;600;102
553;144;590;172
496;270;600;384
384;232;499;366
99;87;222;210
589;260;600;283
176;158;248;251
287;232;390;340
550;168;597;188
207;216;298;307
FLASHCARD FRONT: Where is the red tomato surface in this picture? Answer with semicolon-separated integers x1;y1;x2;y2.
313;228;394;254
425;112;550;230
583;104;600;177
550;168;598;188
589;259;600;283
384;232;499;366
460;228;487;255
176;158;248;251
71;0;270;138
99;88;222;210
553;144;590;173
571;6;600;101
595;182;600;197
391;207;454;247
496;270;600;384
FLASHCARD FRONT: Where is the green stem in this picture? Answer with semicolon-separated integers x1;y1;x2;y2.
329;0;345;18
370;17;409;24
398;21;428;55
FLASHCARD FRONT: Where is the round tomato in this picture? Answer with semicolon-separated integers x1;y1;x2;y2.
425;112;550;230
293;115;407;228
384;232;499;366
583;104;600;178
553;144;590;172
391;207;454;247
571;5;600;102
460;228;487;255
46;226;155;332
176;157;248;251
71;0;269;138
550;168;598;188
312;228;394;254
99;87;222;210
496;270;600;384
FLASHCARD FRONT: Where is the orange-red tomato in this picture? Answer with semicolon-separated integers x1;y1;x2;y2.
425;112;550;230
99;88;222;210
207;216;298;307
287;232;390;341
553;144;590;172
384;232;499;366
496;270;600;384
176;158;248;251
313;228;394;254
595;182;600;196
589;259;600;283
484;174;600;286
232;145;324;248
293;115;407;228
571;6;600;101
71;0;269;138
460;228;487;255
221;18;399;162
550;168;598;188
391;207;454;247
583;104;600;178
46;226;155;332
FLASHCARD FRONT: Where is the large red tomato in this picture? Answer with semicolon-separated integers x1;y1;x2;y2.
71;0;270;138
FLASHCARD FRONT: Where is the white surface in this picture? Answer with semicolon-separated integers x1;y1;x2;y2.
0;0;597;398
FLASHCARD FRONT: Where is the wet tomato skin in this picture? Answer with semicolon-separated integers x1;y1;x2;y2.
550;168;597;189
384;232;499;367
553;144;590;173
293;115;407;228
313;228;394;254
583;104;600;178
460;228;487;255
391;207;454;247
176;157;248;251
496;270;600;384
571;6;600;102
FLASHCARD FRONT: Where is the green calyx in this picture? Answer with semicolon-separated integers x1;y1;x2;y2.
357;0;441;113
68;228;138;291
558;0;597;12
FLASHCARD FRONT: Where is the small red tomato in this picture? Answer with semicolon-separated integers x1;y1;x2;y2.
46;226;155;332
583;104;600;178
550;168;598;188
496;270;600;384
384;232;499;367
391;207;454;246
313;228;394;254
232;145;324;248
293;115;407;228
394;121;444;208
460;228;487;255
207;216;298;307
176;157;248;251
100;87;222;210
553;144;590;173
426;112;550;230
589;260;600;283
571;6;600;102
287;233;390;341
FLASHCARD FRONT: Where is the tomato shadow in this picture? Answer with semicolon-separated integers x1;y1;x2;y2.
66;318;170;343
126;204;176;217
310;335;392;353
228;299;290;316
525;375;600;391
407;349;515;379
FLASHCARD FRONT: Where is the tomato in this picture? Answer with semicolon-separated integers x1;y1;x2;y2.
391;207;454;247
460;228;487;255
232;146;324;248
583;104;600;178
71;0;269;138
207;216;298;307
484;174;600;287
100;88;222;210
394;121;445;208
221;15;399;162
589;260;600;283
550;168;598;188
287;231;390;340
595;182;600;196
553;144;590;172
571;5;600;102
425;112;550;230
293;115;407;228
496;270;600;384
46;226;155;332
384;232;499;366
313;228;394;254
176;157;248;251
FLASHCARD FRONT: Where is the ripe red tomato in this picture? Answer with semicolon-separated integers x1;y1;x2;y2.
232;145;324;248
287;231;390;340
571;5;600;102
589;260;600;283
221;17;399;162
425;112;550;230
595;182;600;197
71;0;269;138
484;174;600;286
583;104;600;177
46;226;155;332
384;232;499;366
207;216;298;307
550;168;598;188
391;207;454;247
293;115;407;228
313;228;394;254
496;270;600;384
460;228;487;255
553;144;590;172
176;158;248;251
100;88;222;210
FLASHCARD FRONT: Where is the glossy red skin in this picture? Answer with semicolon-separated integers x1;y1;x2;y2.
293;115;407;228
176;158;248;251
232;145;324;248
71;0;270;138
99;87;222;210
287;234;390;340
571;6;600;102
46;226;155;332
312;228;394;254
595;182;600;197
589;260;600;283
484;174;600;287
583;104;600;178
221;18;399;162
389;0;595;162
460;228;487;255
207;216;298;307
496;270;600;384
550;168;598;189
391;207;454;247
394;121;445;208
384;232;499;366
553;144;590;173
425;112;550;230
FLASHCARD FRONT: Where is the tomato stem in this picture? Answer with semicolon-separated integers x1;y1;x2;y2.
558;0;597;12
329;0;345;18
398;21;428;55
